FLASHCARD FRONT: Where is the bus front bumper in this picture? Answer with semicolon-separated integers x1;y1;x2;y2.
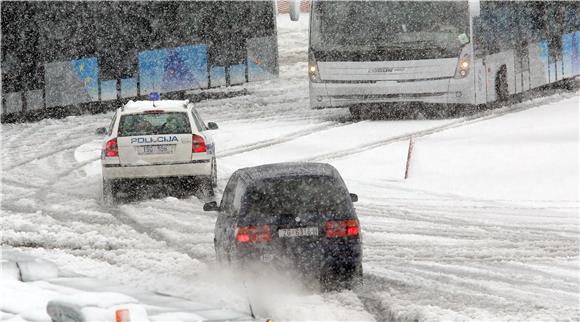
309;78;474;109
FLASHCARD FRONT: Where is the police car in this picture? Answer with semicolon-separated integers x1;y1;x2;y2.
99;98;218;201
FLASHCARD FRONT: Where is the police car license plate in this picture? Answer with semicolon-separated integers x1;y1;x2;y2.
138;145;175;155
278;227;318;238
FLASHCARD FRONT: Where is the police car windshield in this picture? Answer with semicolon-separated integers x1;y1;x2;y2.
243;176;352;218
118;112;191;137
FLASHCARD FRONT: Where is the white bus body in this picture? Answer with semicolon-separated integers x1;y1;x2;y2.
307;1;579;112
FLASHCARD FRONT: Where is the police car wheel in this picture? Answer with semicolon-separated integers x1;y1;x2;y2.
102;179;117;204
200;178;215;198
211;158;218;188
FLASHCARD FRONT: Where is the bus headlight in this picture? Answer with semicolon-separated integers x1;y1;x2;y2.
309;52;321;82
455;55;470;79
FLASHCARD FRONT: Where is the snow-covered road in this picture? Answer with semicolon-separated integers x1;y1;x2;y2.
2;14;578;321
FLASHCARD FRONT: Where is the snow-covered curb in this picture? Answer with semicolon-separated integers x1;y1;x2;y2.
1;250;257;322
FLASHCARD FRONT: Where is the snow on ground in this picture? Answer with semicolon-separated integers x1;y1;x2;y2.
2;12;579;321
406;96;579;203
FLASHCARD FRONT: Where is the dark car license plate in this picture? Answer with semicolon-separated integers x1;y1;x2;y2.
278;227;318;238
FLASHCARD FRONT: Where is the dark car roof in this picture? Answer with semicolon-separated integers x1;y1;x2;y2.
234;162;341;183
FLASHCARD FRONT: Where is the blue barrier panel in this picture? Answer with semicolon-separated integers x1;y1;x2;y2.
537;40;552;83
120;78;138;98
247;36;277;82
45;57;98;107
100;80;117;101
229;64;246;85
2;92;22;114
139;44;208;94
210;66;226;88
25;90;44;111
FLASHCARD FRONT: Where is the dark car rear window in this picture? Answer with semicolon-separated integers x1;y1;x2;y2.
118;112;191;137
242;176;352;218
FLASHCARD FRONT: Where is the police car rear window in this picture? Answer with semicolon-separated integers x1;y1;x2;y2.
118;112;191;137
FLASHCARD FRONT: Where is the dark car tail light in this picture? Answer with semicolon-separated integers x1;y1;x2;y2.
236;225;271;243
192;134;206;153
105;138;119;157
326;219;359;238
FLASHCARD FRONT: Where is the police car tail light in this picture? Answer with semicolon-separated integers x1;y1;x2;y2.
105;138;119;157
192;134;206;153
236;225;271;243
325;219;359;238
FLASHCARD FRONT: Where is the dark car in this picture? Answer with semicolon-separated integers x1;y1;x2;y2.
204;162;362;290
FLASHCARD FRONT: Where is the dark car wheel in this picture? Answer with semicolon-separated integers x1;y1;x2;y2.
214;239;223;264
320;263;363;291
345;263;363;290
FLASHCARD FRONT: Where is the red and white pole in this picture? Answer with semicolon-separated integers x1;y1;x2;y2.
404;136;415;180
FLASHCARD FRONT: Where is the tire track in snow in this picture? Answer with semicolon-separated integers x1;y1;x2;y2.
357;203;578;236
0;110;214;263
2;127;212;263
2;140;89;172
218;121;354;158
104;204;213;261
303;92;579;162
354;273;417;322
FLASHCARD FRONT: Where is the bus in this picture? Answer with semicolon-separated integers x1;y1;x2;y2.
304;1;579;116
1;1;278;121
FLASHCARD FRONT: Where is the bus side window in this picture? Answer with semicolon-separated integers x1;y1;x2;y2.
477;2;518;56
473;17;485;59
563;2;579;34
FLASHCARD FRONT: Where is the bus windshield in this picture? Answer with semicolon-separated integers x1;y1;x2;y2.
311;1;469;60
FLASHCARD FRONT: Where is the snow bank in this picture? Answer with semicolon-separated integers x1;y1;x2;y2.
1;261;20;281
0;249;256;322
17;258;59;282
406;95;579;203
1;251;59;282
47;293;148;322
330;95;579;205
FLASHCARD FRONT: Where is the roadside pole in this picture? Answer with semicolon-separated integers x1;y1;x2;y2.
404;136;415;180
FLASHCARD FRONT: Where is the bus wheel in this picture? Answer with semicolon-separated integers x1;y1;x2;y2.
495;67;509;103
349;106;362;120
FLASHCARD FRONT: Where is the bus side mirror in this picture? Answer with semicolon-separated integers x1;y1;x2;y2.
207;122;219;130
96;127;107;135
469;0;480;17
350;193;358;203
203;201;220;211
289;0;300;21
